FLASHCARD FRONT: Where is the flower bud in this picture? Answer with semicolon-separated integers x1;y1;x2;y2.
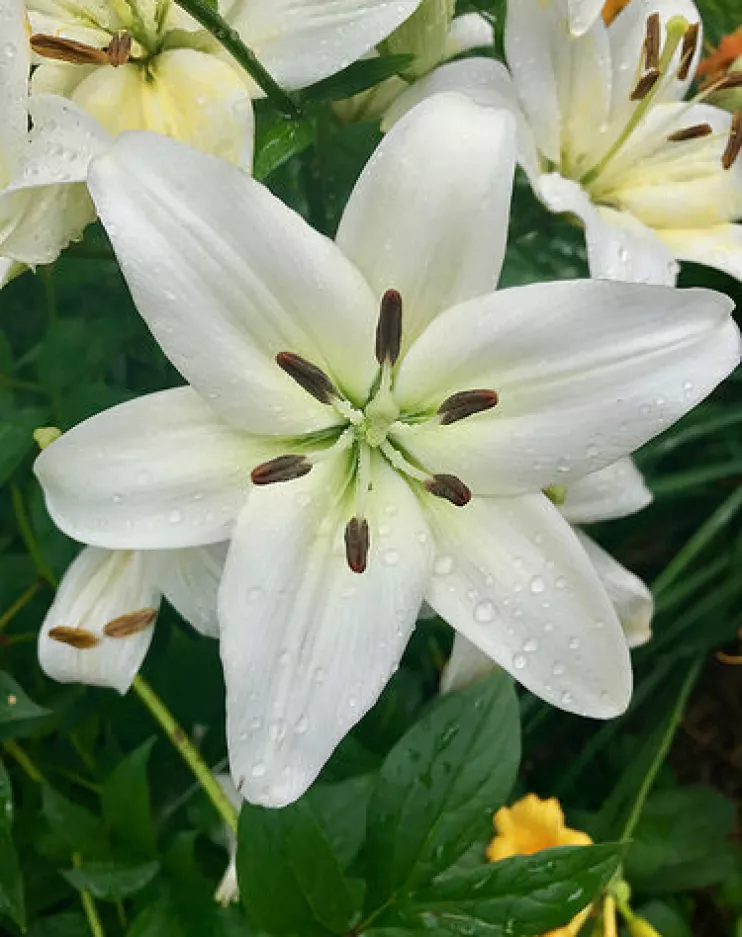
628;917;662;937
381;0;456;79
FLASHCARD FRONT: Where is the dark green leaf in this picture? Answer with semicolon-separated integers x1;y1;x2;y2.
300;55;414;104
101;738;157;858
364;670;521;910
27;912;91;937
126;882;248;937
0;760;25;929
61;860;160;901
237;797;364;935
42;785;108;858
0;407;48;485
308;774;374;869
254;118;316;181
0;672;51;724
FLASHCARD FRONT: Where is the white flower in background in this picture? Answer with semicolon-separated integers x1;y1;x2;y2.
34;95;739;807
0;0;108;287
442;457;654;693
39;543;226;693
386;0;742;286
27;0;423;167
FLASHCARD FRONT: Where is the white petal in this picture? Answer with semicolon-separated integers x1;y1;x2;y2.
227;0;422;90
89;131;377;432
34;388;262;550
444;13;494;57
424;493;631;718
440;634;496;694
576;531;653;648
537;173;678;284
568;0;604;35
0;0;30;177
560;458;652;524
151;544;228;637
219;456;432;807
0;257;23;287
71;51;255;169
658;224;742;283
393;279;740;495
337;94;516;349
38;547;159;694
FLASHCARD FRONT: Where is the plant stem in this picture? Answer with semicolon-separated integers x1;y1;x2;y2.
3;740;46;784
0;580;43;631
131;675;238;834
171;0;300;117
74;853;106;937
11;485;58;588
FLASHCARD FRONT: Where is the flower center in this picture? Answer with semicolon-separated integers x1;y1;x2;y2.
250;289;500;574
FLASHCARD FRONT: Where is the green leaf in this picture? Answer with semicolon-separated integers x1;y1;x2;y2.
126;882;248;937
237;797;364;935
101;738;157;858
61;860;160;901
254;117;316;181
0;760;25;929
300;54;414;104
377;844;623;936
27;912;91;937
364;670;520;910
0;672;51;725
0;407;48;485
308;774;374;870
42;785;108;859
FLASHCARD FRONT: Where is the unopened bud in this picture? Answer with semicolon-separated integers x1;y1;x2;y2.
628;918;662;937
381;0;455;79
33;426;61;450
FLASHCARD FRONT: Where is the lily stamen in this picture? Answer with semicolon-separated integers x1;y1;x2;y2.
677;21;699;80
376;289;403;366
102;608;158;637
644;13;660;72
630;68;660;101
106;32;133;67
31;33;111;66
667;123;714;142
438;389;499;424
276;351;339;404
424;474;472;507
722;112;742;170
48;626;100;649
344;516;370;574
251;455;312;485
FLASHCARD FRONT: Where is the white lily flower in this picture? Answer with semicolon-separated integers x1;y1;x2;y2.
386;0;742;285
0;0;108;285
34;95;739;806
444;457;654;693
568;0;606;35
39;543;226;693
26;0;423;167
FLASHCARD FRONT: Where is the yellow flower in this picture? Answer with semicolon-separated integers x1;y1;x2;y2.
487;794;593;937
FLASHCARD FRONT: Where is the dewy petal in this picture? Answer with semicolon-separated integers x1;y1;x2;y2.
89;132;378;431
658;224;742;283
34;388;264;550
440;634;497;694
71;51;255;169
444;13;494;57
394;279;740;496
337;94;516;350
560;458;652;525
536;173;678;284
151;543;228;638
568;0;604;35
227;0;422;90
219;456;432;807
38;547;159;694
424;492;632;718
0;0;30;178
575;531;653;649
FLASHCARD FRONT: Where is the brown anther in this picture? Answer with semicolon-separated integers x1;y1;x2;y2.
251;454;312;485
424;474;471;507
344;517;370;574
106;31;132;67
276;352;338;404
722;111;742;170
715;72;742;91
667;122;713;142
438;389;499;425
644;13;660;71
677;22;700;80
48;626;100;649
31;33;110;65
102;607;158;638
376;289;403;367
630;68;660;101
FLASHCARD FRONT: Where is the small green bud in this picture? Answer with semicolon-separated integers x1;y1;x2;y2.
33;426;62;450
543;485;567;506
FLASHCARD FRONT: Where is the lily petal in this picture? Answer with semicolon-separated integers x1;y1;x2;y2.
440;634;496;694
219;456;432;807
38;547;159;694
568;0;604;35
152;543;228;638
576;530;653;649
0;0;30;177
424;493;632;718
560;458;652;524
34;388;262;550
337;94;516;350
394;279;740;495
88;131;378;431
658;224;742;283
227;0;423;90
444;13;494;57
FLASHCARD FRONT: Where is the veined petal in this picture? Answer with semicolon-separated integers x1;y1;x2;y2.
536;173;678;284
38;547;159;694
560;458;652;524
227;0;423;90
440;634;496;694
568;0;604;35
89;131;378;431
219;456;432;807
576;530;653;649
444;13;494;57
424;493;631;717
71;51;255;169
658;224;742;283
337;94;516;350
151;543;228;637
0;0;30;178
34;388;264;550
394;279;740;495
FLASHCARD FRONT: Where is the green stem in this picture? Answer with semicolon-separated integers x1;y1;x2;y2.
171;0;300;117
73;853;106;937
131;675;238;834
0;580;43;631
0;373;50;395
11;485;58;588
3;740;46;784
619;657;701;843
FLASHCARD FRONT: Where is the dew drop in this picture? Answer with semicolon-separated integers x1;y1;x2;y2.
251;763;266;778
382;548;399;567
512;653;528;670
568;636;580;650
552;661;566;676
168;509;182;524
529;575;546;594
473;600;495;623
523;637;538;652
434;555;454;577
